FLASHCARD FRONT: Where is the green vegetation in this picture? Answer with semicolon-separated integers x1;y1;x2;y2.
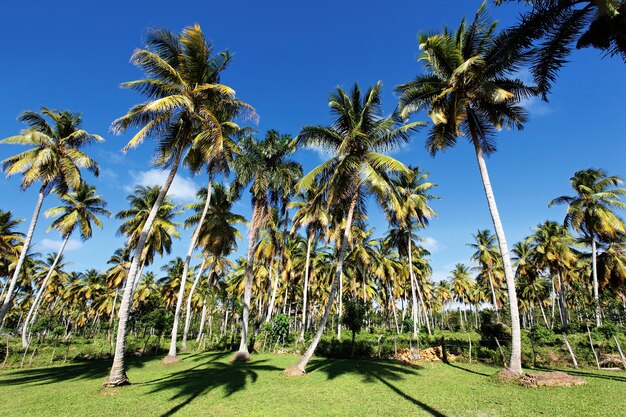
0;352;624;417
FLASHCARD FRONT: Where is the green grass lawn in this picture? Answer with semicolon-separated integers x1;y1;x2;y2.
0;352;624;417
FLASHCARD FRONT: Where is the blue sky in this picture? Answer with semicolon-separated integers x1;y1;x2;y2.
1;0;625;283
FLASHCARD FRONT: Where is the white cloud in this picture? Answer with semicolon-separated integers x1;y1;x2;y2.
421;236;444;253
98;150;125;165
99;167;118;180
39;238;82;252
523;96;554;117
310;145;335;161
516;69;554;117
127;169;199;202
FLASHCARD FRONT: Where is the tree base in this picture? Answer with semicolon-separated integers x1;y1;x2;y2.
494;368;522;384
520;372;586;388
283;364;306;377
102;374;130;387
231;351;250;363
162;355;180;364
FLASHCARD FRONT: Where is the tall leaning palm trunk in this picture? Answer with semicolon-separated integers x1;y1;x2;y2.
409;237;431;335
591;238;601;327
234;204;263;361
166;180;213;360
181;260;207;350
0;187;45;324
487;270;500;318
407;236;420;339
265;214;289;324
104;151;182;386
285;195;357;375
298;232;314;341
21;234;70;347
473;140;522;374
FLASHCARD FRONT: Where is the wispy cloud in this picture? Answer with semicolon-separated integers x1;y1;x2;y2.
99;167;118;180
38;238;82;252
421;236;445;254
126;169;199;202
516;69;554;117
309;145;335;161
98;150;125;165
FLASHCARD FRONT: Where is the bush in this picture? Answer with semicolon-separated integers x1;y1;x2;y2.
529;324;556;344
479;310;511;348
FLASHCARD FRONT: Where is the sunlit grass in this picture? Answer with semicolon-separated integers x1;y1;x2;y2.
0;352;624;416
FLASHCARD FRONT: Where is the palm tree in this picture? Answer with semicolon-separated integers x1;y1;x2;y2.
105;24;252;385
597;240;626;298
531;221;577;330
395;4;538;375
549;168;626;326
285;82;423;375
103;248;131;322
385;167;437;337
495;0;626;97
181;183;245;350
468;229;502;318
20;183;110;346
449;263;474;329
289;187;330;341
167;108;245;361
513;240;550;327
31;253;70;317
159;257;187;310
0;108;101;324
116;186;182;279
0;211;24;279
232;130;302;361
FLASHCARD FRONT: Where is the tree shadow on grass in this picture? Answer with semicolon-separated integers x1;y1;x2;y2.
0;356;150;387
536;366;626;383
445;362;496;377
309;358;447;417
144;356;281;417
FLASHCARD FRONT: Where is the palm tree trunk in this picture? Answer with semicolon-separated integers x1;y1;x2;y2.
536;295;549;328
591;238;602;327
265;259;281;324
338;271;343;339
299;232;314;341
487;270;500;319
0;186;46;324
550;278;556;327
473;140;522;375
166;178;213;361
182;260;207;351
104;149;182;386
196;299;208;343
286;193;358;375
235;204;262;361
407;236;419;339
131;260;146;299
391;296;400;334
109;290;118;326
265;212;290;323
21;234;70;347
408;236;431;336
557;272;568;330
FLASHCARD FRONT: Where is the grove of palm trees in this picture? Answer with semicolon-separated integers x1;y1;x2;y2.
1;1;625;416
